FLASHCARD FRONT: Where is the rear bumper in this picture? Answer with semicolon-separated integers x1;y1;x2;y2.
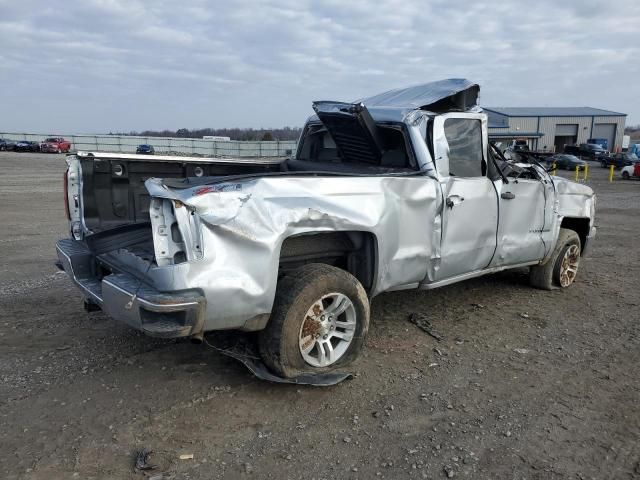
582;226;596;257
56;239;205;338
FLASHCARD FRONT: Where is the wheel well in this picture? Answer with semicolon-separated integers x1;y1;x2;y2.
279;231;377;292
560;217;589;253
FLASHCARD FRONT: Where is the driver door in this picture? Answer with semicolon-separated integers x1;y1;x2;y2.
432;114;499;281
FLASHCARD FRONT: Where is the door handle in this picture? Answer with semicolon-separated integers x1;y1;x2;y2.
446;195;464;208
501;191;516;200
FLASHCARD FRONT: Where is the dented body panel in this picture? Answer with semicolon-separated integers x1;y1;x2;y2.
57;79;596;339
140;175;441;330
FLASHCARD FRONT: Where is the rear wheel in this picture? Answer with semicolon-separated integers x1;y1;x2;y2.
259;264;369;378
601;161;607;168
530;228;581;290
623;171;630;180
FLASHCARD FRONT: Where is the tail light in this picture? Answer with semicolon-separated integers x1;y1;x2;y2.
63;168;70;220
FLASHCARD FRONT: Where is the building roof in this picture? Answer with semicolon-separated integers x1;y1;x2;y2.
488;132;543;138
483;107;626;117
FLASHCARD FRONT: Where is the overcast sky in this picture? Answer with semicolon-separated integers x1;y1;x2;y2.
0;0;638;133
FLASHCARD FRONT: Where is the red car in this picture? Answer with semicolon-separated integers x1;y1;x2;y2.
40;137;71;153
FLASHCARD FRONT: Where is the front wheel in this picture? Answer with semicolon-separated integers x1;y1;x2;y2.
259;264;370;378
623;171;630;180
530;228;581;290
601;161;607;168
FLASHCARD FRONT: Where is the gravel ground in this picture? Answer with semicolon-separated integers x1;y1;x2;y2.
0;151;638;480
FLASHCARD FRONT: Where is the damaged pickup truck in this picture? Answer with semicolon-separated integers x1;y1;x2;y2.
57;79;596;379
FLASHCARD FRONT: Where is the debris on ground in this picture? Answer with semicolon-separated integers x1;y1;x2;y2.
205;333;352;386
134;448;156;471
513;348;530;355
179;454;194;460
408;313;444;341
443;464;456;477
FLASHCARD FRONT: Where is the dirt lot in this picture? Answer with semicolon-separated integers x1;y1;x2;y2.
0;151;638;480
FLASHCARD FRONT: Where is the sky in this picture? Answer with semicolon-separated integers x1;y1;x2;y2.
0;0;638;133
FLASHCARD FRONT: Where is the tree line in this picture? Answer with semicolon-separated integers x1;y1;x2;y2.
625;125;640;140
111;127;302;141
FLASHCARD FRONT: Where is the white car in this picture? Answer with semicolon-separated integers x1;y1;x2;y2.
621;162;640;180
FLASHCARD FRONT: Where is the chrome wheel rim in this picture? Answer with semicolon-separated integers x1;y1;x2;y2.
298;292;356;367
559;244;580;287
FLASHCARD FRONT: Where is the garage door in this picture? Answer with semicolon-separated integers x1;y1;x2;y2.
592;123;616;151
555;124;578;136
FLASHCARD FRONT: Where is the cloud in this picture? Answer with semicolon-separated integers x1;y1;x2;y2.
0;0;638;132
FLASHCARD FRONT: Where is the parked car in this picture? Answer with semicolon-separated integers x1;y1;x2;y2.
40;137;71;153
601;153;637;169
14;141;41;152
56;79;596;379
547;154;587;170
564;143;609;160
621;161;640;180
136;144;155;155
0;138;16;151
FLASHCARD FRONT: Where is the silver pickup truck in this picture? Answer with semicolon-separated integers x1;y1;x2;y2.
57;79;596;378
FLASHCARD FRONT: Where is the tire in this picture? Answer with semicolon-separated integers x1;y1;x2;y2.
601;161;607;168
623;171;630;180
259;263;370;378
530;228;581;290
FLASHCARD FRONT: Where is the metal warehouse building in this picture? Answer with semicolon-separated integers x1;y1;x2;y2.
485;107;627;153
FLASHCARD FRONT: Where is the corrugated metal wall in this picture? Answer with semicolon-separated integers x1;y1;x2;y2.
590;116;626;151
488;115;626;152
0;132;298;157
490;117;540;135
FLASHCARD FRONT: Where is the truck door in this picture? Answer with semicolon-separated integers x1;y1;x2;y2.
432;114;498;281
489;169;547;267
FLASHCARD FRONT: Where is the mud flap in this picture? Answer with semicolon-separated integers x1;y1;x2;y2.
206;334;353;386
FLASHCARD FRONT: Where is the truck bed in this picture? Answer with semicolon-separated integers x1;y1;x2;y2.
72;151;285;233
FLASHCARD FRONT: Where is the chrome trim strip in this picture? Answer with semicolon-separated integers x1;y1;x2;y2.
76;151;286;165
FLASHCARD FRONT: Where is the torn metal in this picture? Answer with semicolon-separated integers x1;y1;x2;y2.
206;334;352;386
134;448;156;472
